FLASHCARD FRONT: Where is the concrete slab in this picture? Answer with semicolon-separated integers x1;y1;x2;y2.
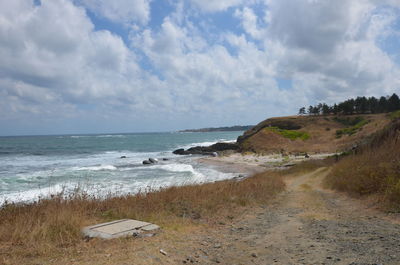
141;224;160;231
82;219;160;239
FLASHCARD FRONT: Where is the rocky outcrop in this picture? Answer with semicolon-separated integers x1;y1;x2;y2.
173;142;239;155
149;158;158;163
172;149;186;155
237;119;301;146
142;158;158;165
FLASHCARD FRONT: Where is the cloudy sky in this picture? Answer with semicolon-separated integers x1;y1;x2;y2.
1;0;399;135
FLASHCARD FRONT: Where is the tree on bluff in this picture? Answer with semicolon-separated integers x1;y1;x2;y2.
299;93;400;116
388;93;400;112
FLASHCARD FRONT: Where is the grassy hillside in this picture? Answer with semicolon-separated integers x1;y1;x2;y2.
324;118;400;209
238;113;392;154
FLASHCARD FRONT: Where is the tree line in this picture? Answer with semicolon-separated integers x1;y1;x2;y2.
298;93;400;115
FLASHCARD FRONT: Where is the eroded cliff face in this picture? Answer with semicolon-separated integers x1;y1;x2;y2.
237;113;391;154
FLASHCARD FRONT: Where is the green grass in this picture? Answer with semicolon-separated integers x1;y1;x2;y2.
336;119;370;138
389;110;400;120
333;116;365;126
265;127;310;141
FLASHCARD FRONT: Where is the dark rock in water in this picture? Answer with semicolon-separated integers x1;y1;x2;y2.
142;160;152;165
149;158;158;163
162;158;169;161
120;156;127;159
173;148;186;155
185;146;212;154
173;142;239;156
210;142;239;151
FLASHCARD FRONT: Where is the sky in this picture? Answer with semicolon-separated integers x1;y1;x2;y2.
0;0;400;136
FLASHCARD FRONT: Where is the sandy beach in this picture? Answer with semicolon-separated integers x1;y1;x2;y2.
197;152;336;175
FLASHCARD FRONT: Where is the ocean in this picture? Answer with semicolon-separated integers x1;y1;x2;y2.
0;131;243;204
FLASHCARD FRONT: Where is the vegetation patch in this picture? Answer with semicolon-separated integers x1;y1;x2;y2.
389;110;400;120
333;116;365;126
268;120;302;130
335;118;369;138
264;127;310;141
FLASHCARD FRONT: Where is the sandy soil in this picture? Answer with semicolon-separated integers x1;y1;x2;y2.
198;153;335;174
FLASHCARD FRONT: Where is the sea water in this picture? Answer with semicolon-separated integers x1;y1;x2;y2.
0;131;243;204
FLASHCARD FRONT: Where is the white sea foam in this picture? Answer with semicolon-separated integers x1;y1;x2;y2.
96;135;126;138
148;163;206;182
74;165;117;171
155;163;197;173
65;135;126;139
181;139;236;150
0;183;67;205
0;162;238;206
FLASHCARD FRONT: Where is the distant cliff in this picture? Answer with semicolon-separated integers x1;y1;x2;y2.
180;125;254;133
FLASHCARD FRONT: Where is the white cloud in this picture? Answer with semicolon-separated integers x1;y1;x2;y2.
234;7;264;39
0;0;145;121
77;0;151;25
189;0;244;13
258;0;400;103
131;16;289;122
0;0;400;134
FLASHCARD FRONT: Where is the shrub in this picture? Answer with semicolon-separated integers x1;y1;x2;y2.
389;110;400;120
265;127;310;141
335;119;369;137
333;116;365;126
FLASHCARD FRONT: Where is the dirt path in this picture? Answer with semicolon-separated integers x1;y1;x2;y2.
168;168;400;265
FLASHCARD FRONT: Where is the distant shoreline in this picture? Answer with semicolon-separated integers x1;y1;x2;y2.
179;125;254;133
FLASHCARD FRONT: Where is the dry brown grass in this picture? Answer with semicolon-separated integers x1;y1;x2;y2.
0;171;285;261
285;158;335;175
324;119;400;209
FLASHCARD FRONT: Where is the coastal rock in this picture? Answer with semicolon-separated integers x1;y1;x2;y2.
173;148;186;155
211;142;239;151
120;156;127;159
173;142;239;156
149;158;158;163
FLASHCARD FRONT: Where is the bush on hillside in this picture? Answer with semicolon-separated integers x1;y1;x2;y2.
264;127;310;141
